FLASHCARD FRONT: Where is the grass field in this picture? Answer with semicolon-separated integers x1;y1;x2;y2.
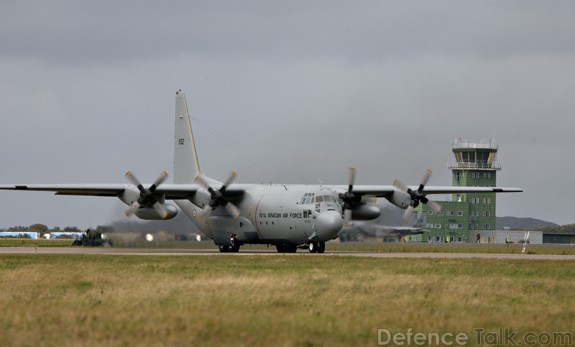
0;239;75;247
1;254;574;346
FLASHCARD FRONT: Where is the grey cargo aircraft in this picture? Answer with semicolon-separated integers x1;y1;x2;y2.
0;90;523;253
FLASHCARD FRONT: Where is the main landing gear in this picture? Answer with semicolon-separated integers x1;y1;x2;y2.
275;243;325;253
275;243;298;253
219;234;241;252
219;244;240;253
308;242;325;254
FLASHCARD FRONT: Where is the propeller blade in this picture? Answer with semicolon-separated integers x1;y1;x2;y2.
402;206;415;225
194;174;211;189
150;170;169;192
124;202;141;218
222;170;238;188
153;202;169;220
392;179;409;193
224;202;241;219
348;167;356;192
426;200;442;213
124;170;140;186
125;171;145;193
343;209;353;227
420;168;432;188
341;167;358;208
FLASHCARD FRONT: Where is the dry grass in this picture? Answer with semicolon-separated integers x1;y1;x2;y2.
0;255;574;346
0;239;73;247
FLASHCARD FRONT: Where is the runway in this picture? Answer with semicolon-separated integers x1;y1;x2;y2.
1;247;575;260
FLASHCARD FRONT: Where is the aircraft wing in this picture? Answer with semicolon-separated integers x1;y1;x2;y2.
0;184;209;199
327;185;523;197
1;183;521;199
0;184;127;196
407;186;524;194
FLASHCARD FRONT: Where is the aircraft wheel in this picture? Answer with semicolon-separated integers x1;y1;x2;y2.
218;245;229;253
308;242;318;253
230;244;241;253
276;244;297;253
317;242;325;254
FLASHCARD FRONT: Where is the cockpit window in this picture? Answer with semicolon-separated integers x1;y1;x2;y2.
323;195;334;202
301;193;340;205
300;193;315;205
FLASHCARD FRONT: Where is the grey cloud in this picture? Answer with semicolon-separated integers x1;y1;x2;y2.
1;1;574;228
2;1;575;65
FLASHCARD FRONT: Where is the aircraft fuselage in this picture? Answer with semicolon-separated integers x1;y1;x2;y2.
176;185;345;247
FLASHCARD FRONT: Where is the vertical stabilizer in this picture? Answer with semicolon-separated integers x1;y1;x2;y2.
174;90;201;183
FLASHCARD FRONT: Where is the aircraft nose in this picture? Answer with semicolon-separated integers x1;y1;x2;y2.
316;211;344;239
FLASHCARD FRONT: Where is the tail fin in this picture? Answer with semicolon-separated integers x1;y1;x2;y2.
173;90;201;183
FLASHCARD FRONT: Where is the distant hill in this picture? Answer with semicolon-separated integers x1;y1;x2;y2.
496;216;558;230
536;224;575;234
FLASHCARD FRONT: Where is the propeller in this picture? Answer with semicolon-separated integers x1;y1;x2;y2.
124;170;170;219
340;167;358;227
194;171;241;220
393;169;442;225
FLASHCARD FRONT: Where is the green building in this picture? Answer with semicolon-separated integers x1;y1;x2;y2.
414;139;500;243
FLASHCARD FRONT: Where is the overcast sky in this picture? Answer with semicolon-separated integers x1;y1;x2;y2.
1;1;574;228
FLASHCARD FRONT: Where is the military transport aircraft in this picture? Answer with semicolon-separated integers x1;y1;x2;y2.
0;90;523;253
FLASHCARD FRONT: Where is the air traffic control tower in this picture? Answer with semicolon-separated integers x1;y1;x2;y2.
415;139;500;243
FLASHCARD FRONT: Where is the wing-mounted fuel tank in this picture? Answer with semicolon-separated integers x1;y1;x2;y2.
134;205;178;220
349;203;381;220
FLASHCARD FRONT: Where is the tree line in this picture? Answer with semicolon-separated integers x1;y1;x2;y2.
6;224;113;234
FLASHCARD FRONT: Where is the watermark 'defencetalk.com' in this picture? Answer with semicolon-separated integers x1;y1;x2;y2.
377;328;574;346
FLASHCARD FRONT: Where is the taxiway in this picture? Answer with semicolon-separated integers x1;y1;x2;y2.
1;247;575;260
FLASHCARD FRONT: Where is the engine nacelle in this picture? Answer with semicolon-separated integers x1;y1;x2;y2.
134;204;178;220
119;187;141;206
389;190;412;209
350;204;381;220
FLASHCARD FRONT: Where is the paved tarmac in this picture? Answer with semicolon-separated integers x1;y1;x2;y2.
1;247;575;260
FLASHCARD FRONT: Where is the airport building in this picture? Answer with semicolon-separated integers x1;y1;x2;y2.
414;139;500;243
